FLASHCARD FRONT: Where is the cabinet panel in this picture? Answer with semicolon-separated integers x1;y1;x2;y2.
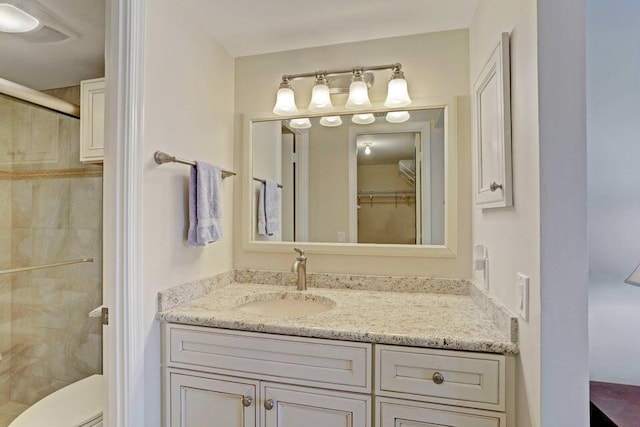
167;324;371;392
376;345;504;411
473;32;512;208
376;398;503;427
262;382;370;427
169;371;258;427
80;78;105;163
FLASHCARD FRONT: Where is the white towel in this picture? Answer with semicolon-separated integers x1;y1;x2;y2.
257;180;279;236
188;161;223;246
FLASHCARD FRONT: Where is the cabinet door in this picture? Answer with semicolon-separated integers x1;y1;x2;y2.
169;372;258;427
376;398;504;427
262;382;370;427
80;77;105;163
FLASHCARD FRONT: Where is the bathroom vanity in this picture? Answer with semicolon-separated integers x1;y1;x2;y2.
157;273;517;427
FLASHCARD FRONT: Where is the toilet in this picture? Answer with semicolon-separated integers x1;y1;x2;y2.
9;374;103;427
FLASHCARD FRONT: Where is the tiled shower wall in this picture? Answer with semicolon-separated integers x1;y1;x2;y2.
0;86;103;407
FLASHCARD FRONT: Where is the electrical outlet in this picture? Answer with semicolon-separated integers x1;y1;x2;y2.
473;244;487;271
473;244;489;290
337;231;346;243
517;273;529;320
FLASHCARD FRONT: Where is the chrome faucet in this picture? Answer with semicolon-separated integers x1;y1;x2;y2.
291;248;308;291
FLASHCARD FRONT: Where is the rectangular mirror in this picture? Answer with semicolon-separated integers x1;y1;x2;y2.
246;100;457;253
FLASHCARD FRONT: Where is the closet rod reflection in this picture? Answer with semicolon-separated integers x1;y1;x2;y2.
253;177;283;189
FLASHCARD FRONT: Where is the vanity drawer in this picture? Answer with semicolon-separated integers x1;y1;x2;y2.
164;324;372;392
376;397;505;427
375;345;506;411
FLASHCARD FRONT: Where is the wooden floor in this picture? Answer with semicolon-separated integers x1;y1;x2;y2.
591;381;640;426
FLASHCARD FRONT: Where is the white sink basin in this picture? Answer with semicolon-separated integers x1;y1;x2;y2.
236;292;335;317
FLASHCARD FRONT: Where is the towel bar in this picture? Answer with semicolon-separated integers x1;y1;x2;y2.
253;177;283;188
154;151;236;178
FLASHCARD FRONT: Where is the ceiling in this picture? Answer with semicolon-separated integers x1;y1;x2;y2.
180;0;480;57
0;0;478;91
357;133;416;166
0;0;105;90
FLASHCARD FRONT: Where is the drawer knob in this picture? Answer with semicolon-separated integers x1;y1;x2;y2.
264;399;274;410
490;182;503;192
242;395;253;407
432;372;445;385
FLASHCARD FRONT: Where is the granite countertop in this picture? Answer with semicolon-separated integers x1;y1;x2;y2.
157;281;518;355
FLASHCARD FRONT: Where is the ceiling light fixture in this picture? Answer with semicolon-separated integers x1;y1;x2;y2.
351;113;375;125
386;111;411;123
271;63;410;115
272;78;298;116
0;3;40;33
319;116;342;127
384;65;412;108
308;73;333;113
288;118;312;129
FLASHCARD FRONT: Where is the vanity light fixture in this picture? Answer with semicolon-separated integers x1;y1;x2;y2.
308;73;333;113
319;116;342;127
271;63;410;115
288;118;312;129
351;113;375;125
384;65;412;108
626;262;640;286
346;69;372;109
0;3;39;33
386;111;411;123
273;78;299;116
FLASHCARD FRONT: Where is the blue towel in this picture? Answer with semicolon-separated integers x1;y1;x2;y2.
257;180;279;236
188;161;223;246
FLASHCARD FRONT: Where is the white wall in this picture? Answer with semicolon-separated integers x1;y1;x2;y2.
234;30;472;277
471;0;589;424
469;0;541;424
538;0;588;423
141;1;235;425
587;0;640;386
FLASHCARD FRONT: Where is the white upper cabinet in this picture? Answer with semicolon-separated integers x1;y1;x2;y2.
473;33;513;209
80;77;105;163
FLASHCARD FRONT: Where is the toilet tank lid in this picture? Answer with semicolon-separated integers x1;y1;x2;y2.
10;374;103;427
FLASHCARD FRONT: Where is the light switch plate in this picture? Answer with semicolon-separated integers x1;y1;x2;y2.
517;273;529;320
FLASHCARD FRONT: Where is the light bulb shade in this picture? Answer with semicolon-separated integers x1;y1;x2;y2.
273;87;298;116
346;81;371;109
386;111;411;123
364;146;371;155
319;116;343;127
308;84;333;112
384;78;412;108
626;263;640;286
0;4;40;33
289;118;312;129
351;113;375;125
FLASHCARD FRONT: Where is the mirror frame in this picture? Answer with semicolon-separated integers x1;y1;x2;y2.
242;96;459;257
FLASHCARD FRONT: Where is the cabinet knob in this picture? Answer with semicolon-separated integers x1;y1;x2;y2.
490;182;503;192
432;372;445;385
264;399;274;410
242;395;253;407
